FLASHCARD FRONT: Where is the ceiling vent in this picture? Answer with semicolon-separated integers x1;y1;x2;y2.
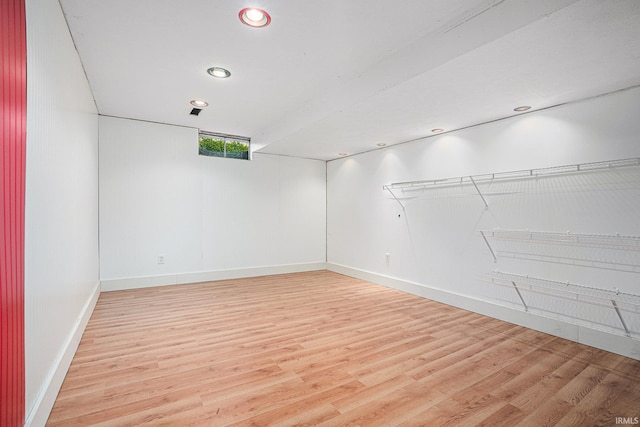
190;108;202;116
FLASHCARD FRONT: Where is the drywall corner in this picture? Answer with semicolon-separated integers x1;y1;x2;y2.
25;281;100;427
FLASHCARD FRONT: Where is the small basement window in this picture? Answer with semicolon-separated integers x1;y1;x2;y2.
199;131;251;160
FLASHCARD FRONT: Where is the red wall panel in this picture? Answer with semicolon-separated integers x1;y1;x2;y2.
1;0;27;425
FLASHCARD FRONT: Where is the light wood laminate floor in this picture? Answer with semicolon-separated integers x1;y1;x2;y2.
48;270;640;426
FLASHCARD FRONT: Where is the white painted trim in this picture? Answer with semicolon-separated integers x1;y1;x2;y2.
100;262;328;292
327;263;640;360
25;281;101;427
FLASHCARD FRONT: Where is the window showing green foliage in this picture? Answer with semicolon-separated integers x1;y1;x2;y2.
199;131;250;160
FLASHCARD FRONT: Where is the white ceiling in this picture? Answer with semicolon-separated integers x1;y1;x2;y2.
59;0;640;161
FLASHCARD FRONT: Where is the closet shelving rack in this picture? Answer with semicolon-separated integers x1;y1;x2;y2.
383;157;640;337
478;229;640;264
382;157;640;210
480;271;640;337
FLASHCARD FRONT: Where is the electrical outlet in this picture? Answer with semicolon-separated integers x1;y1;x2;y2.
158;255;165;264
385;253;391;265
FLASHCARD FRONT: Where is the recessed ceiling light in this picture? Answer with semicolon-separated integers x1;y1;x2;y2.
338;153;348;157
377;143;387;147
190;99;209;108
431;128;444;133
514;106;531;112
207;67;231;78
239;8;271;27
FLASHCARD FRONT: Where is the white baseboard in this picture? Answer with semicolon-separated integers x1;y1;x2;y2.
100;262;328;292
327;263;640;361
25;281;101;427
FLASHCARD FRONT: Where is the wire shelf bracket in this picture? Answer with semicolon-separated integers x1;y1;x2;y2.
382;185;406;212
479;230;497;263
611;299;631;337
512;281;528;312
469;176;489;209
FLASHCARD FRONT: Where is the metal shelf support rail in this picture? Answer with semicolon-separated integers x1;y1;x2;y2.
481;271;640;337
383;157;640;209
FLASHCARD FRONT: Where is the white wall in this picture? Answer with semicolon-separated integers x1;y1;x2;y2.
25;0;100;424
327;86;640;358
99;116;326;289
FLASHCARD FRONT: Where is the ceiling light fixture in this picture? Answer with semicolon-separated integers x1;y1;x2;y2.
207;67;231;78
377;143;387;147
514;106;531;112
239;8;271;27
338;153;348;157
431;128;444;133
190;99;209;108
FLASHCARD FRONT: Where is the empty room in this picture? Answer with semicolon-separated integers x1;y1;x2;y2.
3;0;640;426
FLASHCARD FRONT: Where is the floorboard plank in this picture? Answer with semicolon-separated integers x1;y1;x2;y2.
47;271;640;426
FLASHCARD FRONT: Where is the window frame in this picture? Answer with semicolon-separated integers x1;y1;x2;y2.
198;130;251;160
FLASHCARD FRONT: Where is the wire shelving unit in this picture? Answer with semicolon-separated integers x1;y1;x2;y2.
479;271;640;337
383;157;640;210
